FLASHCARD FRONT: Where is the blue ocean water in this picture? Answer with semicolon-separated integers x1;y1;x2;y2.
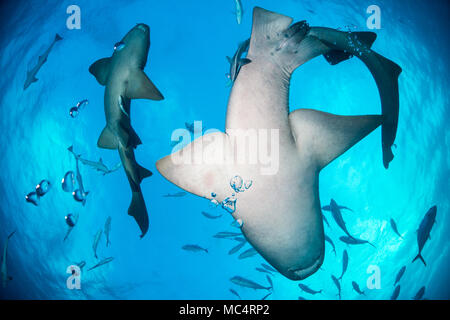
0;0;448;300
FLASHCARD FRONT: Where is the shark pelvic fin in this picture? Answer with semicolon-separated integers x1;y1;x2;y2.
89;57;112;86
128;191;149;238
126;70;164;101
289;109;382;169
97;126;118;149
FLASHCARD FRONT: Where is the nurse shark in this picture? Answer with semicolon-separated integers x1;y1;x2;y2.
156;7;401;280
89;24;163;237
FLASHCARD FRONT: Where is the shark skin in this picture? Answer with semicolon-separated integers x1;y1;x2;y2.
89;23;163;238
156;7;401;280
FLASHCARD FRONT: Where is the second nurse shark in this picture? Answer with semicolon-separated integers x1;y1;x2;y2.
88;8;401;281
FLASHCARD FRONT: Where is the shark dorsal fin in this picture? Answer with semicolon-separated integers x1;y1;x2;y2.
89;57;112;86
125;70;164;101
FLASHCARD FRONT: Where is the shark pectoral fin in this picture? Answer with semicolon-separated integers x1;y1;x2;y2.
126;70;164;101
128;191;149;238
97;126;118;149
240;58;252;66
156;132;232;199
289;109;382;169
89;57;111;86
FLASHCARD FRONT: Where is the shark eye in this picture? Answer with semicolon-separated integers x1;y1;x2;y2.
114;41;125;51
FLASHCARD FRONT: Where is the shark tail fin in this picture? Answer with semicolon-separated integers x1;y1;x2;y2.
412;254;426;266
128;191;149;238
289;109;382;169
55;34;63;41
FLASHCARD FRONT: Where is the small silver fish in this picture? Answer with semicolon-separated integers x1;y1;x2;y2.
182;244;208;253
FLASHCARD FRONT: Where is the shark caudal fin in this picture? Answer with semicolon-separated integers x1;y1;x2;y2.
412;254;426;266
289;109;382;169
128;191;149;238
308;27;402;169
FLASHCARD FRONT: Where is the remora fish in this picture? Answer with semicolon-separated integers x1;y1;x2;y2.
338;250;348;281
24;34;62;90
88;257;114;271
324;234;336;255
412;205;437;266
68;146;89;206
182;244;208;253
1;231;15;288
390;218;403;239
226;39;251;82
93;229;102;259
339;236;376;248
104;216;112;247
331;275;341;299
89;23;163;238
394;266;406;286
352;281;365;295
412;286;425;300
230;276;272;290
213;231;242;239
298;283;322;295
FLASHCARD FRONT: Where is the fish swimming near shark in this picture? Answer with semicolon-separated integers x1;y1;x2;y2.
229;288;241;299
331;274;341;299
324;234;336;255
68;146;89;205
238;247;258;259
339;236;376;248
89;23;163;238
234;0;244;24
390;218;403;239
93;229;102;259
201;211;222;219
24;34;62;90
226;39;251;82
391;285;401;300
322;213;330;228
412;286;425;300
412;205;437;266
229;241;247;255
88;257;114;271
394;266;406;286
261;263;278;273
351;281;365;295
104;216;112;247
156;7;401;280
328;199;356;239
338;250;348;281
255;267;273;275
322;201;353;213
79;157;121;175
230;276;272;290
162;192;187;198
213;231;242;239
182;244;208;253
1;231;15;288
298;283;322;295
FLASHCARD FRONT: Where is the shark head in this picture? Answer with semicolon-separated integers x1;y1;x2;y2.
113;23;151;68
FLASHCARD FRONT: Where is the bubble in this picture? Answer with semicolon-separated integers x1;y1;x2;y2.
211;192;217;198
210;199;219;207
62;171;75;192
222;196;236;214
72;189;85;203
69;106;79;118
230;175;244;193
65;213;77;227
36;180;51;197
25;191;39;206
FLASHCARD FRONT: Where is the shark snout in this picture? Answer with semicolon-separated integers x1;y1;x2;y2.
135;23;149;33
